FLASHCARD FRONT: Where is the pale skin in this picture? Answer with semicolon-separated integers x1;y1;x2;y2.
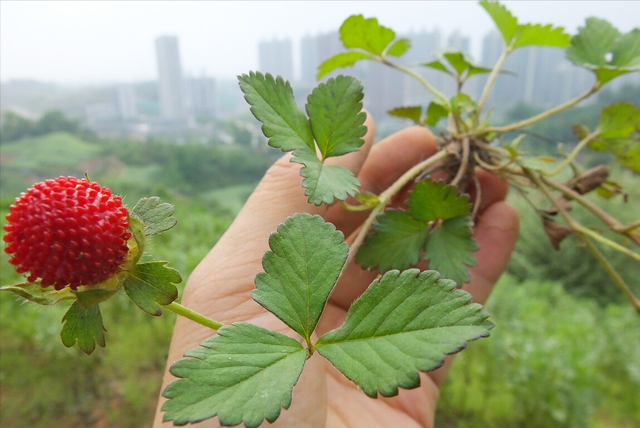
153;114;520;428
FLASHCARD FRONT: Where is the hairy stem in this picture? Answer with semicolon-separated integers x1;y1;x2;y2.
528;170;640;312
544;131;600;176
381;59;450;106
450;137;470;186
574;224;640;262
164;301;225;330
484;83;600;134
476;48;509;119
542;177;640;247
346;149;449;267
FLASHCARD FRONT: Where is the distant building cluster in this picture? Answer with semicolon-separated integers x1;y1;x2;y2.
16;27;634;140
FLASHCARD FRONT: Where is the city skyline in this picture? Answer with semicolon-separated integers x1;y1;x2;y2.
1;1;638;85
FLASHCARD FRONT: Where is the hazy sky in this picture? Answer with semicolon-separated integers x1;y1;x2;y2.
1;1;638;85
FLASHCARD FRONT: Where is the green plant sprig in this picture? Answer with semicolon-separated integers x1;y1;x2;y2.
317;1;639;309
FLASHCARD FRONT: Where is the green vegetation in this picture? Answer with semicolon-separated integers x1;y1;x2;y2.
437;276;640;428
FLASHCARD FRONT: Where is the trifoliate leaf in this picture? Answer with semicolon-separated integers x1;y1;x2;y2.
480;1;519;46
511;23;571;49
60;301;106;355
317;51;372;80
596;102;640;139
424;216;478;286
425;101;449;127
356;210;429;272
407;179;472;222
238;72;314;152
292;149;361;206
306;75;367;159
132;196;177;237
122;262;181;316
252;214;347;342
387;106;423;124
387;38;411;57
567;18;640;84
480;1;569;49
340;15;396;56
0;281;75;305
315;269;493;398
162;322;307;428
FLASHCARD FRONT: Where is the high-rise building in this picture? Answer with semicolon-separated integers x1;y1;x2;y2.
114;84;137;121
186;75;216;117
155;35;187;120
258;39;294;81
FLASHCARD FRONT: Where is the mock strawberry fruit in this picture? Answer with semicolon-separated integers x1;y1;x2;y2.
3;176;132;290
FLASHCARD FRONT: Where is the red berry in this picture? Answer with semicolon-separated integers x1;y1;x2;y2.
3;176;132;290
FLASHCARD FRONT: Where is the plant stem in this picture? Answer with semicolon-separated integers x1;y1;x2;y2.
382;59;450;106
574;224;640;262
543;131;600;176
476;48;509;119
164;301;225;330
450;137;470;186
345;149;449;267
484;83;600;134
528;169;640;313
542;177;640;247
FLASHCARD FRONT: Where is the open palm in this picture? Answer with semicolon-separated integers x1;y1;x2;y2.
154;116;519;428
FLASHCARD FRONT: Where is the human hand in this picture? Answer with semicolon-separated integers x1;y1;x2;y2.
153;114;519;428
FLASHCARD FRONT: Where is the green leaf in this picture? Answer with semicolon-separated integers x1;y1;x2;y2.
316;269;493;398
356;210;429;272
567;18;640;84
387;38;411;57
252;214;347;342
0;281;76;305
424;216;478;286
123;262;181;316
317;51;372;80
306;75;367;159
511;23;571;49
162;322;307;428
238;72;314;152
387;106;422;124
340;15;396;56
611;29;640;68
596;102;640;139
466;64;497;77
131;197;177;236
425;101;449;127
60;301;106;355
293;150;361;206
517;155;557;171
480;1;519;46
407;179;472;222
480;1;569;49
567;18;620;67
422;60;453;75
443;52;471;75
451;93;477;115
589;137;640;174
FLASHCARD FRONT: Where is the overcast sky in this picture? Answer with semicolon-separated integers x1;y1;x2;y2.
1;1;638;85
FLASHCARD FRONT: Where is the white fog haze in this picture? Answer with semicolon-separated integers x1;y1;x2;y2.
1;1;638;84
